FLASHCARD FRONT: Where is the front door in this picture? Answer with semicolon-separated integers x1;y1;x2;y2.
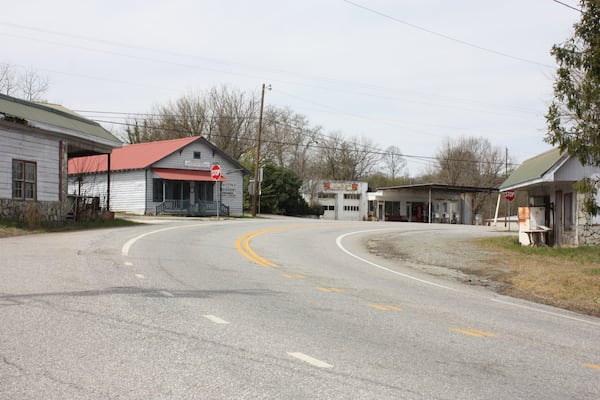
165;181;190;202
194;182;214;203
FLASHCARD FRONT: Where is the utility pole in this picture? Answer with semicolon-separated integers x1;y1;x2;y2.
252;83;270;217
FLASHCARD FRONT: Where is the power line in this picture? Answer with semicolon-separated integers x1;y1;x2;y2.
343;0;554;68
1;20;545;121
89;116;518;169
77;108;521;168
552;0;582;12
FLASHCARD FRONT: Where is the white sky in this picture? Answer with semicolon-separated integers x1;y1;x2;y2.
1;0;581;175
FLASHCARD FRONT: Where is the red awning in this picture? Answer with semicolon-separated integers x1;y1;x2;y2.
152;168;228;182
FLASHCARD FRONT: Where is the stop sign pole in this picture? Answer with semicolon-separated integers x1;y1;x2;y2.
211;164;221;219
504;191;515;230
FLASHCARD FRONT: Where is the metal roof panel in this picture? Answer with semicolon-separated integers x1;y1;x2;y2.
499;148;565;191
0;93;121;145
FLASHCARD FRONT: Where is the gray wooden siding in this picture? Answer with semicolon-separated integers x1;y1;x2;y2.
69;170;146;214
152;141;245;216
0;126;60;201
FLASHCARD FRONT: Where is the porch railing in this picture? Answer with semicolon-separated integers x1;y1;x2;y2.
156;200;229;216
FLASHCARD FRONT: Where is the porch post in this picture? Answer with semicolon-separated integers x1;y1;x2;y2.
107;153;111;211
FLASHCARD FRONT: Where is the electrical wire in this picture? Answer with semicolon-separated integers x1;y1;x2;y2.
88;116;518;169
552;0;582;12
343;0;554;68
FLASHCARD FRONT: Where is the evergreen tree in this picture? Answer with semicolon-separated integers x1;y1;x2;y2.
259;163;313;216
545;0;600;166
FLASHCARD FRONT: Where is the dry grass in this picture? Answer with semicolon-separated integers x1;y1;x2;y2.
477;237;600;317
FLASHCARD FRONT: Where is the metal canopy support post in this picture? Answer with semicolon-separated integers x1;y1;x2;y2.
493;192;501;227
428;188;432;224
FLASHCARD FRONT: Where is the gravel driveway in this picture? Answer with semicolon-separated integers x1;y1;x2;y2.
365;227;516;292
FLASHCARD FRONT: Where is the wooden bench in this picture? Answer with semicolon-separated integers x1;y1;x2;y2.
523;225;552;246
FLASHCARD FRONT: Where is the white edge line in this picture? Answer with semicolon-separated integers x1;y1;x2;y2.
287;352;333;369
121;224;207;256
122;226;181;256
489;297;600;327
336;229;600;327
335;229;458;291
203;315;230;324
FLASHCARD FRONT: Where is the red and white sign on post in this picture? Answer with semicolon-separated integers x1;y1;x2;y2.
504;190;516;202
210;164;221;181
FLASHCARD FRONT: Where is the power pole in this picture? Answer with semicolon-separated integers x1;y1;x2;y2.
252;83;270;217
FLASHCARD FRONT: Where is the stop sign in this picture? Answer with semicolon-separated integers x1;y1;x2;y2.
210;164;221;181
504;190;516;202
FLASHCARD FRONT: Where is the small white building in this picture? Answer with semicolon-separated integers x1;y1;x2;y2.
68;136;249;217
500;148;600;246
305;181;368;221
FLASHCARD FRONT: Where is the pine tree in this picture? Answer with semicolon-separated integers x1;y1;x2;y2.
545;0;600;166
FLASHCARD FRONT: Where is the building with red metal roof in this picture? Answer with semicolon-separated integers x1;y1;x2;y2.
68;136;249;217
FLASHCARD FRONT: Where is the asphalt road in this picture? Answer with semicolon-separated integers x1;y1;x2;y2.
1;217;599;399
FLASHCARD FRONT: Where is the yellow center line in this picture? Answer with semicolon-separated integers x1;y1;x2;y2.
583;363;600;370
451;328;496;337
235;223;356;269
368;303;403;311
235;226;287;268
282;274;305;279
316;287;344;293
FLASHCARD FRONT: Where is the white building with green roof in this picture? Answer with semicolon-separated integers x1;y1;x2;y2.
0;93;122;222
500;148;600;246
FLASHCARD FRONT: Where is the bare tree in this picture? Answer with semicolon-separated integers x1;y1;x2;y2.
0;63;17;96
208;86;258;159
0;64;49;101
314;133;381;181
434;136;505;187
131;86;258;160
350;136;381;179
382;145;407;180
432;136;507;218
260;107;321;180
18;68;49;101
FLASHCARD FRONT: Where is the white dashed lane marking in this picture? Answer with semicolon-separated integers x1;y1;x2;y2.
287;352;333;369
203;315;230;324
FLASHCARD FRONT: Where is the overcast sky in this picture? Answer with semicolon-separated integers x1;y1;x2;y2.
2;0;582;175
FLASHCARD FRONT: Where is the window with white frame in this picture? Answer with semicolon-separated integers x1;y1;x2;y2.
12;160;36;200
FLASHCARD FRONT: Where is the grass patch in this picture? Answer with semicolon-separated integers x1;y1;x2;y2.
481;236;600;263
584;268;600;276
475;236;600;317
0;217;139;238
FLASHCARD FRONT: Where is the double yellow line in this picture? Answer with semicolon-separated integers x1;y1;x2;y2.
235;226;292;268
235;222;356;268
